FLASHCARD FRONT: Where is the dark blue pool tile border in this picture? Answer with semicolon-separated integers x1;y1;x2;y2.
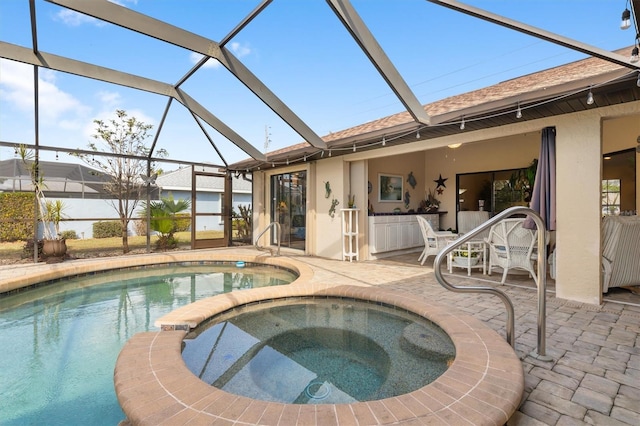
0;260;299;298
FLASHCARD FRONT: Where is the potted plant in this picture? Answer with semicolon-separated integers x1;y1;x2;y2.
18;145;68;261
509;159;538;204
452;247;481;266
425;188;440;213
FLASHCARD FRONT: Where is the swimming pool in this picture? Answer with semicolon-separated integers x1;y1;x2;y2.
0;262;297;425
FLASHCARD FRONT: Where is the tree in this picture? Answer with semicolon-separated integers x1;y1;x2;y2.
74;110;167;253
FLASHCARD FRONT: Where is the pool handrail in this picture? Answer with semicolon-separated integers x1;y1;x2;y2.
254;221;281;256
433;206;551;361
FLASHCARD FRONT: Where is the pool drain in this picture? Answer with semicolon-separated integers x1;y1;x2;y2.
304;381;331;400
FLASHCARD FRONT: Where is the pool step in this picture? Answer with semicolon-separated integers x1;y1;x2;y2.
400;323;455;361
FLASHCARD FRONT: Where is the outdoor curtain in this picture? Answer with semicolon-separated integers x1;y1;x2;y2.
525;126;556;231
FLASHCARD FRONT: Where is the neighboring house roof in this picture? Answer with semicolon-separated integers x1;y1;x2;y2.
0;159;112;196
156;166;252;193
230;46;640;170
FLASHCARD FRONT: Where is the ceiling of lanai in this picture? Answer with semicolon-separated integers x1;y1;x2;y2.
0;0;638;171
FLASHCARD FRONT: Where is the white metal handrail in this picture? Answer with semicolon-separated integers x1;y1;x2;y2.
254;221;281;256
433;206;551;361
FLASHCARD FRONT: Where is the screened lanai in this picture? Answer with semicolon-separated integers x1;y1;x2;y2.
0;158;112;198
1;0;639;258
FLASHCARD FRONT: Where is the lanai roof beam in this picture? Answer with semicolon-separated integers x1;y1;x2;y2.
427;0;640;71
48;0;328;150
0;42;265;161
327;0;431;126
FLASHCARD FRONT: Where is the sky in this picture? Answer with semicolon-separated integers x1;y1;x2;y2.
0;0;637;169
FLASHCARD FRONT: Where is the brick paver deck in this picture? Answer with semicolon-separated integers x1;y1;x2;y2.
2;247;639;425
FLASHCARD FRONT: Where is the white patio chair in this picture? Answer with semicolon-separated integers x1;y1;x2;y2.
457;210;490;240
602;215;640;292
485;218;538;285
416;215;456;265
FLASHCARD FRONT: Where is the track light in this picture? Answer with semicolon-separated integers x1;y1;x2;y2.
382;136;386;146
586;89;594;105
353;144;356;152
621;7;631;30
460;117;465;130
631;46;639;63
516;103;522;119
416;129;420;139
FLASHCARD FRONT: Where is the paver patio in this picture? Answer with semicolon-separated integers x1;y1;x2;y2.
1;247;639;425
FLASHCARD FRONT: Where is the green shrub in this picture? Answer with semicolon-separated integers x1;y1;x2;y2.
0;193;35;242
174;213;191;232
93;220;123;238
59;230;78;240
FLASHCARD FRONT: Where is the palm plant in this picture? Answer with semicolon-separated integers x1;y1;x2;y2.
141;194;191;250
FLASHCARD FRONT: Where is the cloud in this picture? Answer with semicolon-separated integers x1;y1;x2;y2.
55;9;105;27
189;52;221;69
188;42;252;69
229;42;251;58
54;0;138;27
0;59;90;129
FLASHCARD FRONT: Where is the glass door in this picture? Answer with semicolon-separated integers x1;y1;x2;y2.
191;167;231;249
271;171;306;250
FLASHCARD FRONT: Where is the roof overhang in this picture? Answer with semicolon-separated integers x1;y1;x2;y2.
228;67;640;171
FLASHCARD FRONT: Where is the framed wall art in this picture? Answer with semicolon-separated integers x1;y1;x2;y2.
378;173;403;202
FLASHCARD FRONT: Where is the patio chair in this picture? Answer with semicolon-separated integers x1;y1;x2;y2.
485;218;538;285
457;210;490;240
602;215;640;292
416;215;457;265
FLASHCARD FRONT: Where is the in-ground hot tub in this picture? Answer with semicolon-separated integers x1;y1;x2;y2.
115;282;524;425
182;297;456;404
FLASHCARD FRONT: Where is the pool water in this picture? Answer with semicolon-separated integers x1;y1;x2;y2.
182;298;456;404
0;263;296;425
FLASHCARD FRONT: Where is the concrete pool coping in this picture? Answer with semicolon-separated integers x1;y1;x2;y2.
0;249;313;296
113;255;524;425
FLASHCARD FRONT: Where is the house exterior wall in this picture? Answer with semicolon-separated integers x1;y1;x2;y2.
48;189;251;239
368;152;427;215
314;158;346;259
57;198;123;238
275;100;640;304
424;133;540;231
159;189;252;233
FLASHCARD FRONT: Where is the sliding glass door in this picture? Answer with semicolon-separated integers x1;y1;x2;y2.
271;171;306;250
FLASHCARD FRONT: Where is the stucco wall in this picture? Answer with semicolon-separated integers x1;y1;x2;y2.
314;158;346;259
424;133;540;231
368;152;427;214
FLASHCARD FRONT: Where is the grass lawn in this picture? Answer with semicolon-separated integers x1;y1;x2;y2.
0;230;226;263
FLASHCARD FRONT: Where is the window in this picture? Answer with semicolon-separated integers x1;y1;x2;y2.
602;149;636;216
601;179;621;216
